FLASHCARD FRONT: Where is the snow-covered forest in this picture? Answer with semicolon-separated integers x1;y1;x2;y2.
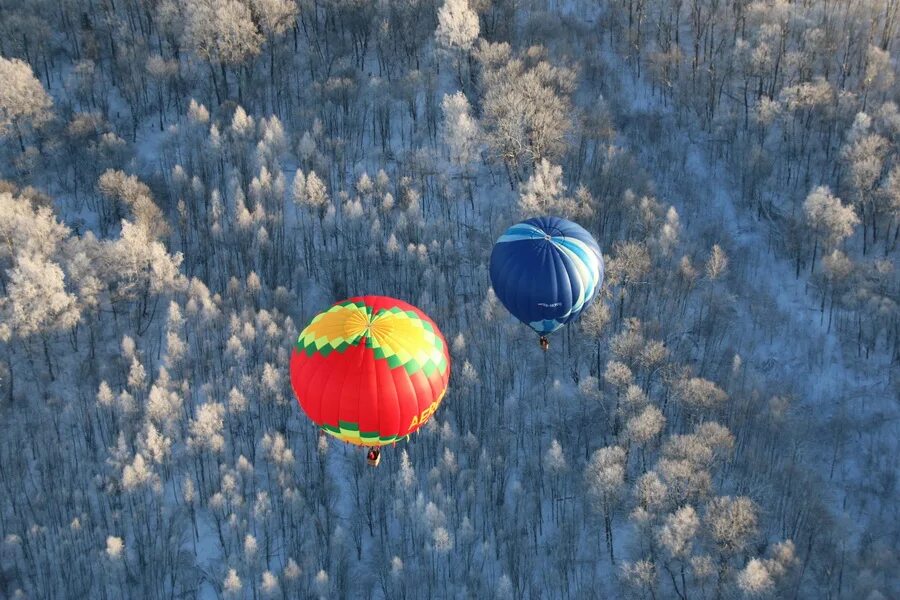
0;0;898;597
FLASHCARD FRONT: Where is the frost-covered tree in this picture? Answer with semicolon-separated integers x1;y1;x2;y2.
189;402;226;453
223;568;242;596
737;558;773;595
705;244;728;280
435;0;479;52
250;0;298;39
544;439;567;474
654;504;701;597
122;453;162;492
518;159;569;217
658;206;681;256
804;185;859;267
607;242;651;320
300;171;329;219
441;92;481;167
627;405;665;446
260;570;279;596
842;115;889;253
475;42;576;181
635;471;668;514
98;170;169;239
1;255;79;378
182;0;263;101
705;495;758;556
675;377;728;412
585;445;626;562
0;191;70;267
659;505;699;558
0;56;53;149
105;536;124;559
104;220;184;306
620;559;657;598
743;540;796;595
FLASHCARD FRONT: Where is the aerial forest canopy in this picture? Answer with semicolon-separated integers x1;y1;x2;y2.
0;0;897;598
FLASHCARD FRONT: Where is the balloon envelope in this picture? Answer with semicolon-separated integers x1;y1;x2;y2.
290;296;450;446
489;216;604;335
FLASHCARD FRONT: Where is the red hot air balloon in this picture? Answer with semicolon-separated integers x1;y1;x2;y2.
289;296;451;464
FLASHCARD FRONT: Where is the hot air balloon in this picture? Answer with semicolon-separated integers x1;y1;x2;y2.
489;216;604;350
290;296;451;466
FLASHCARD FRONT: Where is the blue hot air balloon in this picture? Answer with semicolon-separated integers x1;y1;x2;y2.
489;216;604;350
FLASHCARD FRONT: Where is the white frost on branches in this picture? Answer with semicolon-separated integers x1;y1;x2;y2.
435;0;479;52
